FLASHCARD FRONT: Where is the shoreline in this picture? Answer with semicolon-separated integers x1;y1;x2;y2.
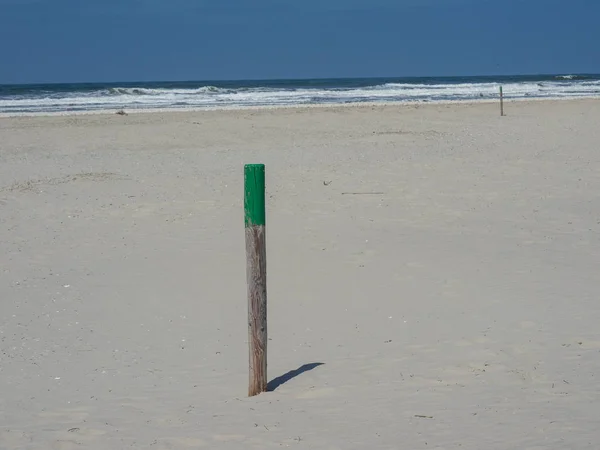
2;95;600;119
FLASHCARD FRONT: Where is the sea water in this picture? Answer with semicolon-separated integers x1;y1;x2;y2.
1;74;599;114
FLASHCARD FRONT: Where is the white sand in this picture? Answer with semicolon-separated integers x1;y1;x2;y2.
1;100;599;449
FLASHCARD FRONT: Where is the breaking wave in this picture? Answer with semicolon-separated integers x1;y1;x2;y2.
2;75;600;114
105;86;228;96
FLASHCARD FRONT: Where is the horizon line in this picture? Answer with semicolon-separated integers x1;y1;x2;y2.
2;72;599;87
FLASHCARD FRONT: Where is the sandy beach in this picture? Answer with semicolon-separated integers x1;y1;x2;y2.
1;99;600;449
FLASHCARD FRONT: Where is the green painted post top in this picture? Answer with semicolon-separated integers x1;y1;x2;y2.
244;164;266;227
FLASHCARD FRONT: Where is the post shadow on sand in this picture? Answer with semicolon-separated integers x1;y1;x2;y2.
267;363;324;392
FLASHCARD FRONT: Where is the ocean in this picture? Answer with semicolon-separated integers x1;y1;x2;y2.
1;74;599;115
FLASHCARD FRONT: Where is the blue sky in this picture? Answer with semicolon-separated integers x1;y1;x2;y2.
0;0;598;83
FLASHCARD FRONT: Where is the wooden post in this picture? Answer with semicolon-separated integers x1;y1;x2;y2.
500;86;504;116
244;164;267;397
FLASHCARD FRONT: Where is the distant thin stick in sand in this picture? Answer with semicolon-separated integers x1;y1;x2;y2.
500;86;504;116
245;164;268;397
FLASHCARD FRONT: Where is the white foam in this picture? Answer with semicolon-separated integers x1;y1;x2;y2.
2;79;600;113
